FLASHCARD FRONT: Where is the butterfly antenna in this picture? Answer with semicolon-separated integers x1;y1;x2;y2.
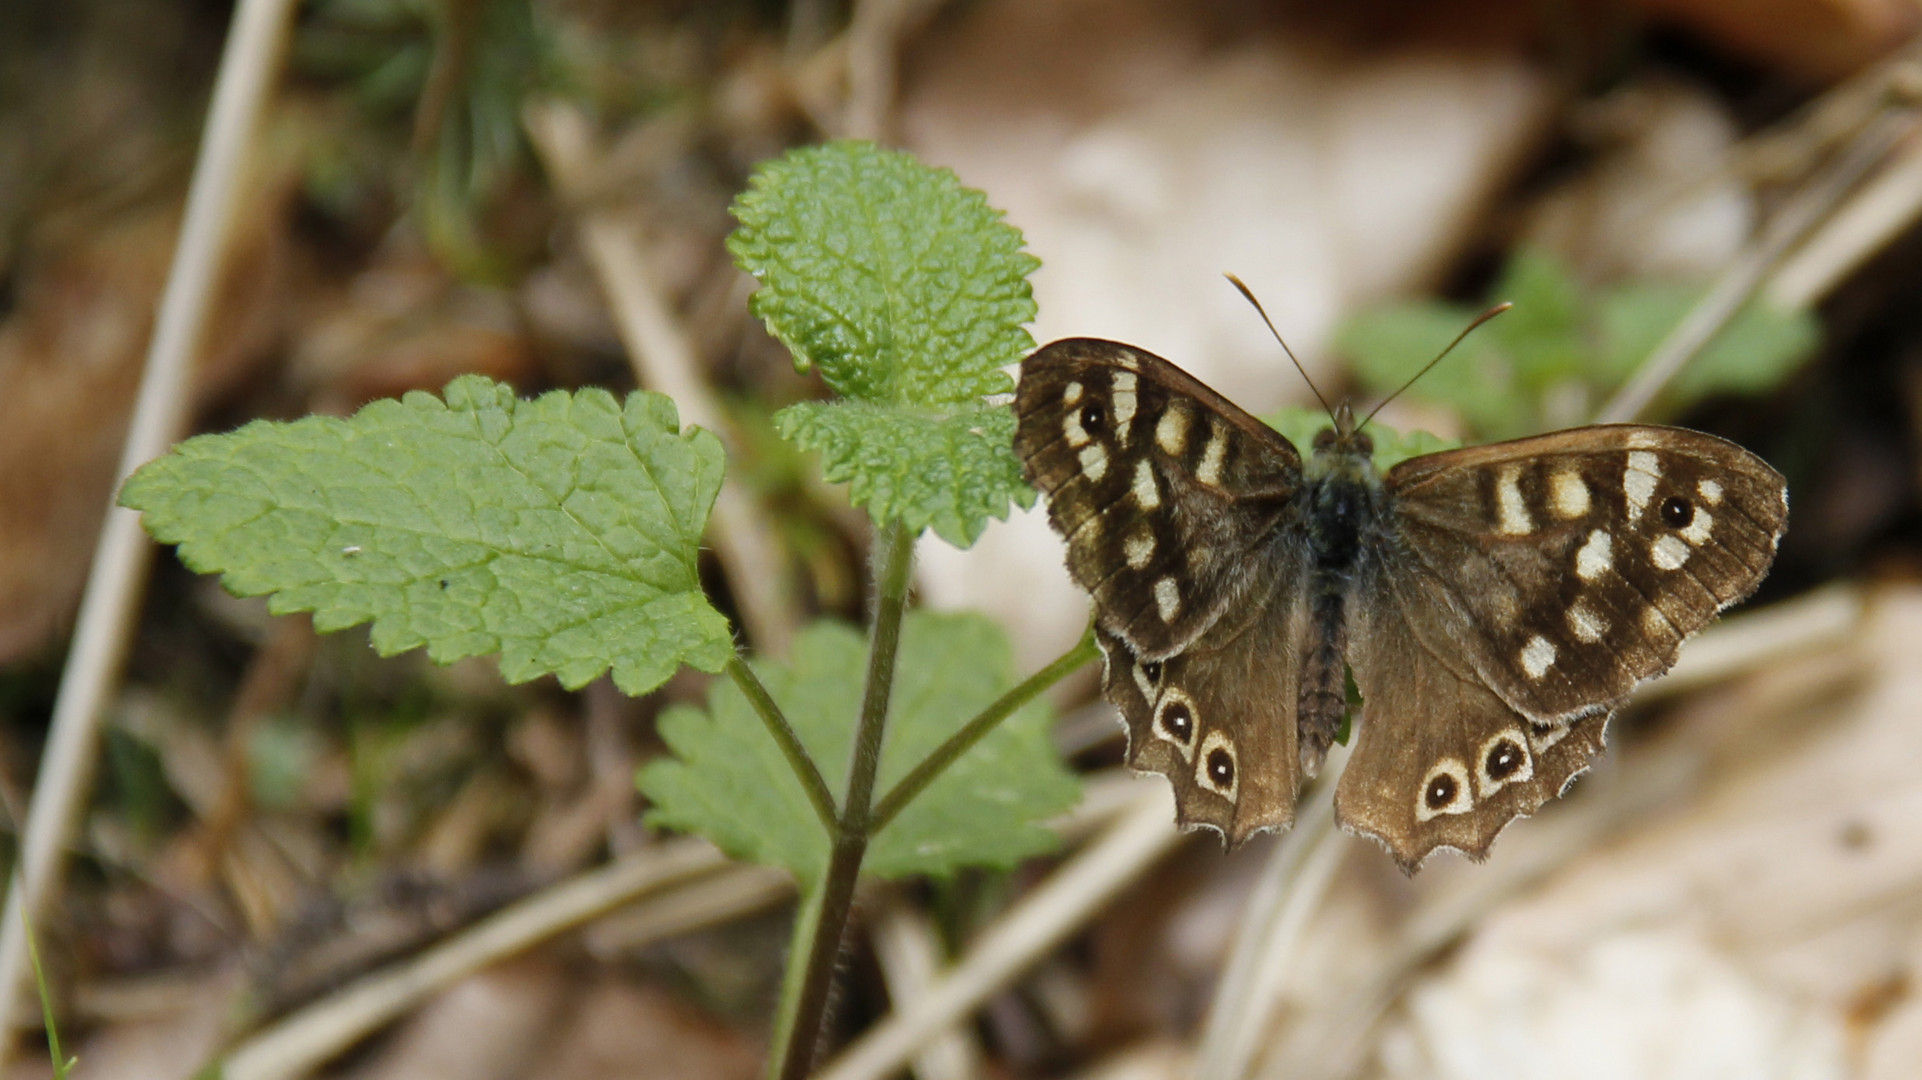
1225;273;1337;426
1359;301;1513;429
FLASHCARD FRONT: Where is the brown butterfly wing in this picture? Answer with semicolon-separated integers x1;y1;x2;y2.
1381;425;1788;722
1335;425;1787;868
1097;576;1310;844
1014;339;1301;660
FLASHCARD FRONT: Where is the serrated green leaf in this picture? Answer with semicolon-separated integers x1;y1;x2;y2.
1487;248;1586;387
773;401;1035;548
1596;283;1820;414
121;375;733;696
1263;406;1458;471
640;613;1079;886
728;141;1039;407
1337;305;1529;438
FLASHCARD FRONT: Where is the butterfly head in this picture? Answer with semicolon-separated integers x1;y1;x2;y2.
1310;401;1374;469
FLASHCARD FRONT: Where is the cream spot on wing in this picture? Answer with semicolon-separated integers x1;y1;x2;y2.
1196;423;1228;486
1641;604;1670;637
1625;451;1660;522
1124;528;1156;569
1195;730;1238;801
1475;729;1535;797
1567;602;1607;643
1549;467;1590;519
1130;658;1156;703
1626;431;1661;450
1697;478;1724;504
1111;371;1137;446
1156;404;1191;455
1132;458;1161;509
1063;381;1084;406
1416;759;1474;822
1188;544;1214;570
1652;533;1690;570
1496;464;1533;535
1521;634;1556;679
1681;507;1714;546
1112;352;1140;372
1155;577;1181;621
1575;529;1613;581
1078;443;1108;482
1064;409;1090;449
1529;721;1570;752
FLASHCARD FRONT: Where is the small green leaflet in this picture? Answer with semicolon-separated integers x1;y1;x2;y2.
1337;248;1817;438
121;376;733;696
728;141;1040;548
774;402;1028;548
641;613;1079;886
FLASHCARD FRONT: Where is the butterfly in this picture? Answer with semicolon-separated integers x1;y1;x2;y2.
1013;337;1788;870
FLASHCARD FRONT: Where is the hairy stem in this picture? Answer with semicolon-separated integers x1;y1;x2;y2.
772;520;916;1080
729;656;838;832
871;628;1097;833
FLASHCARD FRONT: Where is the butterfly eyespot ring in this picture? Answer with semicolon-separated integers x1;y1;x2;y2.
1154;692;1197;752
1141;660;1163;683
1660;495;1693;528
1416;759;1474;821
1080;401;1106;432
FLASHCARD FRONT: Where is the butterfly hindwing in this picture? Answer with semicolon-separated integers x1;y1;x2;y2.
1097;570;1310;844
1338;569;1610;869
1015;338;1302;659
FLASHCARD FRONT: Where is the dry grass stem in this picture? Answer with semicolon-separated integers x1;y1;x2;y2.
815;788;1183;1080
0;0;301;1061
217;838;730;1080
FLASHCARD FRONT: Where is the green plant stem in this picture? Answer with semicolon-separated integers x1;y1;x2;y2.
870;627;1098;833
773;520;916;1080
728;656;838;832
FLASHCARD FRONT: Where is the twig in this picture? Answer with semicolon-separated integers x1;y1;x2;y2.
1193;744;1351;1080
0;0;301;1065
523;101;799;652
871;629;1098;831
1597;109;1911;423
871;897;983;1080
813;788;1184;1080
1769;131;1922;309
214;839;731;1080
1256;748;1701;1080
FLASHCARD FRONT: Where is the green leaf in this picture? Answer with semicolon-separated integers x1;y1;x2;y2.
1596;283;1820;414
1486;248;1586;388
641;613;1079;886
728;141;1039;407
1337;302;1530;439
120;375;733;697
773;401;1035;548
1263;406;1458;471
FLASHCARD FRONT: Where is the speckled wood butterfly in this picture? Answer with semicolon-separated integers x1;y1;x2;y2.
1014;337;1787;870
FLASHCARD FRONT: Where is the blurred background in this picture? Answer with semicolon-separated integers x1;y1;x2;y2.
4;0;1922;1077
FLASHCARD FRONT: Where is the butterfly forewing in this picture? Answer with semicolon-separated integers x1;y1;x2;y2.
1382;426;1788;724
1015;338;1302;659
